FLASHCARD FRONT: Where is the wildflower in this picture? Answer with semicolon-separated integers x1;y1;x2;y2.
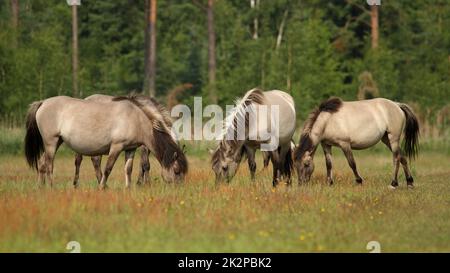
299;235;305;241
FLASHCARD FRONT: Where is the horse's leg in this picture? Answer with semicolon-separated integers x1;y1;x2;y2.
99;145;122;190
246;147;257;181
263;152;271;169
137;147;150;186
341;144;363;184
44;137;62;188
279;146;292;185
384;133;402;188
124;149;136;189
270;150;281;187
73;154;83;188
91;156;103;184
321;143;333;185
38;153;46;186
400;155;414;188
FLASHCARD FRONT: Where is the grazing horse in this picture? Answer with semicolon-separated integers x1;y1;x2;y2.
293;97;419;188
211;88;296;186
24;96;187;189
72;94;174;188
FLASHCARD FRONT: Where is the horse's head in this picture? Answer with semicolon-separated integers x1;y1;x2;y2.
161;148;188;183
211;142;243;183
152;128;188;183
293;134;316;183
295;151;315;183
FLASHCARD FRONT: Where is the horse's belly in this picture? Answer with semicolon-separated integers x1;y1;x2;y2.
349;129;384;149
62;136;111;156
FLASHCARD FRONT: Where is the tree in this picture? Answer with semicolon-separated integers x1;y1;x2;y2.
370;5;379;49
143;0;157;97
10;0;19;29
71;3;79;97
207;0;217;104
250;0;259;39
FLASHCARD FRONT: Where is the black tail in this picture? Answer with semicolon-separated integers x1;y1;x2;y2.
25;101;44;170
398;103;420;160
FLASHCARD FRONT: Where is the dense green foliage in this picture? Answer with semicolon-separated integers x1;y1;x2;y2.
0;0;448;121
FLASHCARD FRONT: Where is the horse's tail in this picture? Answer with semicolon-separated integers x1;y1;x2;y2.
283;144;294;178
25;101;44;170
398;103;420;160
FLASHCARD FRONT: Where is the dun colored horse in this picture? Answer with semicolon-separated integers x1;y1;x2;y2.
211;88;296;186
293;97;419;188
25;95;187;189
72;94;174;188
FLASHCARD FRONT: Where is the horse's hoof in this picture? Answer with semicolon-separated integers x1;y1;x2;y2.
391;180;399;188
388;185;397;190
355;178;363;184
407;184;415;189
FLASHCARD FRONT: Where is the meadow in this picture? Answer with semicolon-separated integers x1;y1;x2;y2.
0;128;449;252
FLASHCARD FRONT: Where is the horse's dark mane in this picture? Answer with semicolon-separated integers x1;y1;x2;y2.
302;97;343;134
294;134;313;161
113;94;187;173
113;93;173;126
294;97;343;160
152;128;188;173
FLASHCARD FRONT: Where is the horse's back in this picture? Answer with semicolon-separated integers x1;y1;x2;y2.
262;90;296;145
324;98;404;149
85;94;113;102
37;96;144;155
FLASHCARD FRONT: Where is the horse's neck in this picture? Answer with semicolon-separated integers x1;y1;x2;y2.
309;112;330;145
301;114;327;157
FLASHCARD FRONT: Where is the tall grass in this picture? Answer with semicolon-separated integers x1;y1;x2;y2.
2;126;449;157
0;151;449;252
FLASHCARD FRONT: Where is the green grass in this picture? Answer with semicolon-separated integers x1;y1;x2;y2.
0;143;449;252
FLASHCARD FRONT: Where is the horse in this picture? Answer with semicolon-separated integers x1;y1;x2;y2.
24;95;187;189
72;94;174;188
293;97;419;188
211;88;296;186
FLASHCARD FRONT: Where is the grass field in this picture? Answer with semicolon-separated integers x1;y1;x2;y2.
0;138;449;252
